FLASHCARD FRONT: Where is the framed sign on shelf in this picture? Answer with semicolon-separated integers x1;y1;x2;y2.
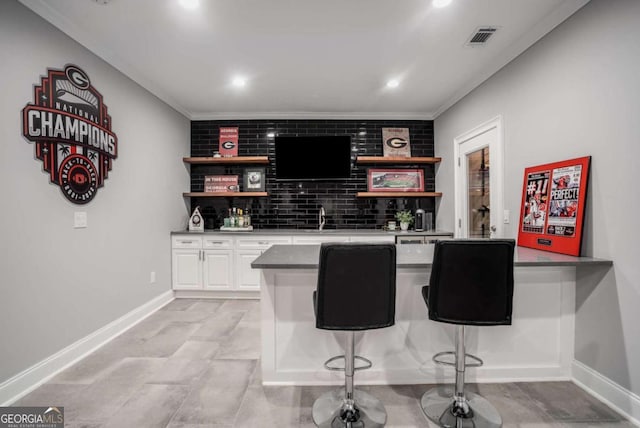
517;156;591;256
204;175;239;193
219;127;239;157
382;128;411;157
367;169;424;192
243;168;265;192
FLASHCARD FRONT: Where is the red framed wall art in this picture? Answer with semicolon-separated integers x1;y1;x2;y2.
517;156;591;256
367;169;424;192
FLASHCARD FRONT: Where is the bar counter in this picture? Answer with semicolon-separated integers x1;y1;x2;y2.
252;243;612;269
251;244;612;386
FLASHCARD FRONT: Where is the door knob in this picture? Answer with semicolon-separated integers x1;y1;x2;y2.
490;225;497;232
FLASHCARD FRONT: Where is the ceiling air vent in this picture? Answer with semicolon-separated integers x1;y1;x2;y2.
466;26;498;46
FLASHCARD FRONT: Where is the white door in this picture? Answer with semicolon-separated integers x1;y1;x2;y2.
454;116;504;238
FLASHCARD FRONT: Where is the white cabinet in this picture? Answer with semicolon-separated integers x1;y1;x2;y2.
235;236;292;291
172;234;292;295
202;237;234;291
172;236;203;290
172;235;234;291
172;249;202;289
171;232;426;297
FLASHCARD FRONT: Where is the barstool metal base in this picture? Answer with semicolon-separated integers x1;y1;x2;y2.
312;388;387;428
421;386;502;428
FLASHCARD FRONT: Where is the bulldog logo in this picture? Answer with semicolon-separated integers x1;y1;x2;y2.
22;64;118;204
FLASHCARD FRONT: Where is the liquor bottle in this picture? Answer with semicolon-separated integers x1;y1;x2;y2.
238;209;245;227
244;206;251;227
224;208;232;228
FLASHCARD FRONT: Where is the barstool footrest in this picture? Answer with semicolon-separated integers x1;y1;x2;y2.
324;355;373;371
432;351;483;367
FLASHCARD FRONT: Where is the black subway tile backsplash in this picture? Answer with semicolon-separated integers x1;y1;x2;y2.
190;119;435;230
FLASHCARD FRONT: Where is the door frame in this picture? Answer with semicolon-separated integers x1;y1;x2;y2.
454;115;504;238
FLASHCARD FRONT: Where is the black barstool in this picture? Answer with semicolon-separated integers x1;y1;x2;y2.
421;239;515;428
312;242;397;428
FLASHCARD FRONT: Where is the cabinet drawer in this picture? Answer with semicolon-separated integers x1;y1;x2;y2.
236;236;292;249
396;236;425;244
172;235;203;249
349;235;396;243
203;237;234;249
293;235;351;244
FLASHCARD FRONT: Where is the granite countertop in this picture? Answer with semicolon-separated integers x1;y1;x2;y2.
171;229;454;237
251;244;613;269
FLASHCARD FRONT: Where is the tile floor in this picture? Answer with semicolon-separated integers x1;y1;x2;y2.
14;299;632;428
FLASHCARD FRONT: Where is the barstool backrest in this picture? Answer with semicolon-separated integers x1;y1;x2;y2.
315;243;396;331
427;239;515;326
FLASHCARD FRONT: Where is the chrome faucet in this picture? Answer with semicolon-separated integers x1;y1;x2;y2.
319;206;326;230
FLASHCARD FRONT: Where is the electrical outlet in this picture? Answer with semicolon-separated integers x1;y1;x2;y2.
150;271;156;284
503;209;510;224
74;211;87;228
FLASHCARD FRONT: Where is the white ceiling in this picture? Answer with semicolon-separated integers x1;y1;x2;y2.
20;0;590;120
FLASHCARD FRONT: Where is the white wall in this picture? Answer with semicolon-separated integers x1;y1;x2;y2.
0;1;190;383
435;0;640;394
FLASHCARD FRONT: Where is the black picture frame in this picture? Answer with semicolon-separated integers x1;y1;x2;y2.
243;168;266;192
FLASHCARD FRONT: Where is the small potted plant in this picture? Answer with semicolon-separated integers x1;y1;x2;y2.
395;210;414;231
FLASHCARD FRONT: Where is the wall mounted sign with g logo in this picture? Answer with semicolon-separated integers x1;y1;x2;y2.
22;64;118;204
219;127;239;157
382;127;411;158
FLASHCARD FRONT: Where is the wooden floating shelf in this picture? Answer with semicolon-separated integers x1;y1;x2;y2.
356;192;442;198
183;192;269;198
183;156;269;164
356;156;441;164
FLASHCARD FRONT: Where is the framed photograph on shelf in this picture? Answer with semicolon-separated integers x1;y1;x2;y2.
382;128;411;157
243;168;265;192
367;169;424;192
517;156;591;256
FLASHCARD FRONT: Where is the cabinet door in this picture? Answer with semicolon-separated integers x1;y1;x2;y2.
172;249;202;290
202;249;234;290
235;249;263;291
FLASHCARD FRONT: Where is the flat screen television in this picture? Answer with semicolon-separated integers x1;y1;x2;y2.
275;135;352;180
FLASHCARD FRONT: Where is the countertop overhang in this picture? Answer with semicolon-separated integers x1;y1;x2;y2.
251;244;613;269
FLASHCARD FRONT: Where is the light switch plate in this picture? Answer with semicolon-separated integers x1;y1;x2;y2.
74;211;87;228
503;209;510;224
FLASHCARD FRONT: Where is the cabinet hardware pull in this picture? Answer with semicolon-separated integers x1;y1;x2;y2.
258;241;269;245
199;250;203;261
210;241;224;245
180;240;193;244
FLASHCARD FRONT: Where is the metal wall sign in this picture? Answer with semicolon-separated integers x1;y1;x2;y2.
518;156;591;256
22;64;118;204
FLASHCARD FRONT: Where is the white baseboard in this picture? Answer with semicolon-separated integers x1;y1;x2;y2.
174;290;259;299
0;290;174;406
572;360;640;427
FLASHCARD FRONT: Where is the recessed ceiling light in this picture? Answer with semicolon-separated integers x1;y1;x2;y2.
232;77;247;88
433;0;452;8
179;0;199;10
267;132;275;138
386;79;400;89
